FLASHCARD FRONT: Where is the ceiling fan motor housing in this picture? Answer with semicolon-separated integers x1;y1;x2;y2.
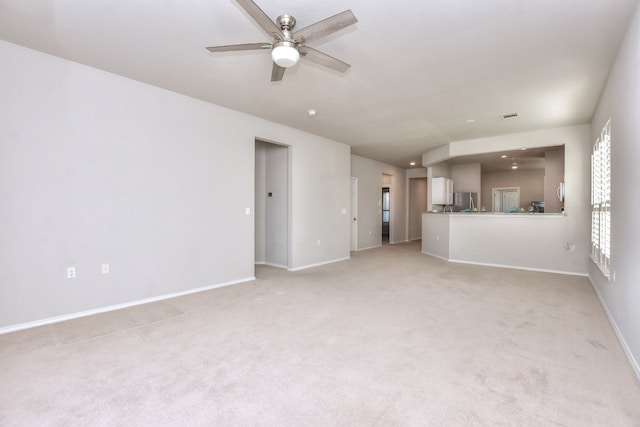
272;15;298;68
276;15;296;31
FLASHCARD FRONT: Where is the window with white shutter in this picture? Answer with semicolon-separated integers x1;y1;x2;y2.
591;119;611;277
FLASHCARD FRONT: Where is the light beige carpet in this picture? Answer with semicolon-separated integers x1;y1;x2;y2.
1;241;639;426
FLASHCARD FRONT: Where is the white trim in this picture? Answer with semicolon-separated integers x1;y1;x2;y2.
421;250;449;262
588;276;640;381
355;244;382;252
590;254;610;279
421;252;587;277
448;258;587;277
288;256;350;272
263;262;288;269
0;276;256;335
350;176;358;252
408;237;422;242
254;261;266;265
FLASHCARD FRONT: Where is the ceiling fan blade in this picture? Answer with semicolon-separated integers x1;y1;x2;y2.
299;46;350;73
206;42;271;52
293;10;357;45
235;0;285;40
271;63;286;82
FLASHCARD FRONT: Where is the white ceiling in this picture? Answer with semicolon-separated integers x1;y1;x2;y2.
1;0;637;167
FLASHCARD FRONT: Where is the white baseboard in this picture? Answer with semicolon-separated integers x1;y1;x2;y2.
421;251;587;277
408;237;422;242
448;258;588;277
355;244;382;252
421;250;449;262
263;262;287;269
288;256;350;272
588;276;640;381
0;276;256;335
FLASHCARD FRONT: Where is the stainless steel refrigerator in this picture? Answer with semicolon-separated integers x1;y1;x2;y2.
453;192;478;211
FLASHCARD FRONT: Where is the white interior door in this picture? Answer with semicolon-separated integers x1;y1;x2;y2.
493;187;520;212
503;190;519;210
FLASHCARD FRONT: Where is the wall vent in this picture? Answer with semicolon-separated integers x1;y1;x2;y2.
501;112;519;119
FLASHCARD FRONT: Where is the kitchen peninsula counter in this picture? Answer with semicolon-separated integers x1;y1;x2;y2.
421;211;581;275
424;211;564;217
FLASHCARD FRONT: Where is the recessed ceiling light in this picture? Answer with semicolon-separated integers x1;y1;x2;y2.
466;119;475;123
512;165;518;169
501;155;508;158
410;162;416;166
521;147;527;150
307;109;317;117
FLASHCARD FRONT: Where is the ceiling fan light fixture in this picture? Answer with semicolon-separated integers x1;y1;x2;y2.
272;41;299;68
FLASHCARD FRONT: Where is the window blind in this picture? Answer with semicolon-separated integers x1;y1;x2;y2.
591;119;611;276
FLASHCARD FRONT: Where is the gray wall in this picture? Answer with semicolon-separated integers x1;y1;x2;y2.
452;163;481;207
544;147;565;213
589;2;640;377
408;178;427;240
0;40;351;330
351;155;407;250
481;169;545;212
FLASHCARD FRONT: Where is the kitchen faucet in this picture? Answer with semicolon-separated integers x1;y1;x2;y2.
444;205;453;213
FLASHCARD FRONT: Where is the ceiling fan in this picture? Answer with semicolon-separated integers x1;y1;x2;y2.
206;0;358;81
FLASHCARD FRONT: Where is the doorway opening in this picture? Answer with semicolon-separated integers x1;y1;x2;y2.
255;139;290;270
492;187;520;212
382;187;390;243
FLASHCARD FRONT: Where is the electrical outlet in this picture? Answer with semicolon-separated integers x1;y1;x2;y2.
67;267;76;279
317;239;321;246
101;263;110;274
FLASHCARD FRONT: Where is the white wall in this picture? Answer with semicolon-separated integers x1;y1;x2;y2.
423;214;581;275
589;2;640;377
351;155;407;249
0;41;350;329
287;139;351;270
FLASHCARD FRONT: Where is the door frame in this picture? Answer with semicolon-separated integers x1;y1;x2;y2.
350;177;358;251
